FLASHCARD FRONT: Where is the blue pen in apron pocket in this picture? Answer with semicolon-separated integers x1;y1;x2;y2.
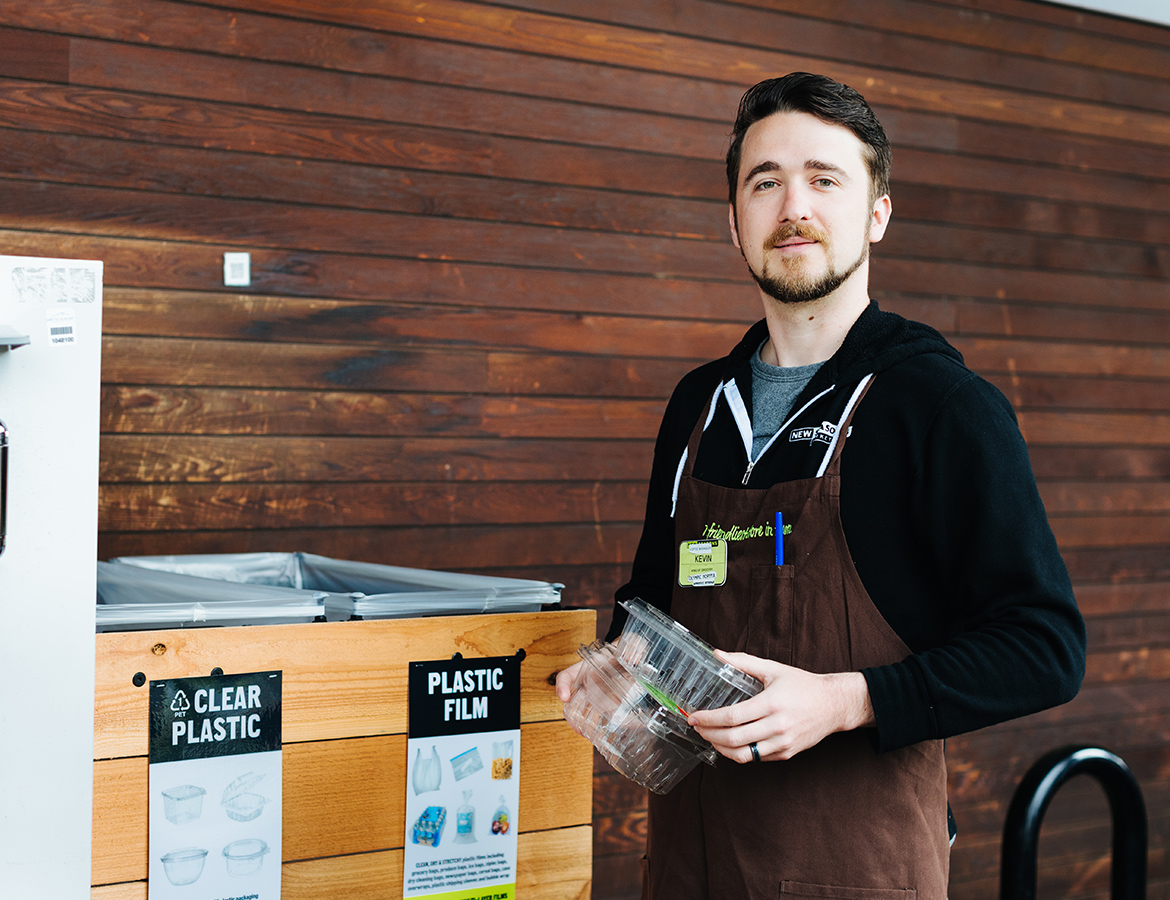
774;511;784;566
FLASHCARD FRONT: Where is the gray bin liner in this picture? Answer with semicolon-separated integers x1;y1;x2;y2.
96;560;327;632
109;552;563;621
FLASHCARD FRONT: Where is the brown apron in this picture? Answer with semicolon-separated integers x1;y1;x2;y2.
644;378;950;900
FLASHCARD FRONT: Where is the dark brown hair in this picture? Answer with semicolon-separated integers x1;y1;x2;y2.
726;72;891;210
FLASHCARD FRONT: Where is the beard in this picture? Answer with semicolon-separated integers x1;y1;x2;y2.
745;223;869;305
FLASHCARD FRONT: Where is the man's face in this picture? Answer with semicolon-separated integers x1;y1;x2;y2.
729;110;890;306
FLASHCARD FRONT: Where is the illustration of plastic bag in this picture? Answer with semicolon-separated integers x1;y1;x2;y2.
491;740;513;779
454;790;477;844
412;744;442;795
490;795;511;835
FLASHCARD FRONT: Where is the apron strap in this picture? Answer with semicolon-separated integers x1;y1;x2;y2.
670;381;723;517
817;373;875;477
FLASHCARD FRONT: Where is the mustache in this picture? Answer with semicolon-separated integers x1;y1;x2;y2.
765;224;828;249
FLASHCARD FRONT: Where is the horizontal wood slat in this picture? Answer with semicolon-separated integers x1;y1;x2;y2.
92;825;593;900
99;481;645;531
180;0;1170;149
0;179;739;280
0;127;720;241
96;523;643;573
711;0;1170;79
7;222;1170;322
94;611;595;758
1041;482;1170;514
0;79;722;200
96;483;1170;541
9;175;1170;285
1018;412;1170;446
99;385;1170;444
95;439;1170;488
98;289;748;360
64;37;721;161
928;0;1170;43
281;826;593;900
7;0;1170;118
1075;582;1170;616
1052;514;1170;549
98;434;656;484
987;375;1170;414
515;0;1170;113
100;386;668;440
0;26;69;82
1062;545;1170;584
11;120;1170;239
93;723;592;884
0;228;750;321
99;335;1170;400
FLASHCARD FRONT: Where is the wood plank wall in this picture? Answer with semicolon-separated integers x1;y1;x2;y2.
1;0;1167;896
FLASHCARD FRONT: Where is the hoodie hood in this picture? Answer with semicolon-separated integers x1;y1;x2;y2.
723;302;962;390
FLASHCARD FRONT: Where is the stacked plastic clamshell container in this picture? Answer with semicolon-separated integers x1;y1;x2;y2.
615;598;764;714
562;598;763;794
97;552;562;631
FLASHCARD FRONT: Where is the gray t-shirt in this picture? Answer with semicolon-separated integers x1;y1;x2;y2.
750;340;825;457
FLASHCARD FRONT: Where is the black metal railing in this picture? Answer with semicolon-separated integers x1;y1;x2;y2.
1000;744;1148;900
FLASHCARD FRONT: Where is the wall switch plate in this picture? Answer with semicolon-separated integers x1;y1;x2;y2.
223;252;251;287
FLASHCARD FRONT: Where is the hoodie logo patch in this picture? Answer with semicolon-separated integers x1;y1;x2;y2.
789;421;837;445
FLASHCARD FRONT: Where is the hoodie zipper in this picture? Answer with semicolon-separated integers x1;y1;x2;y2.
731;384;837;488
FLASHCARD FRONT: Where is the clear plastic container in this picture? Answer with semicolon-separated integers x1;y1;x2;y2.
161;784;206;825
221;772;268;822
160;847;207;885
222;838;269;877
563;641;716;794
616;599;763;714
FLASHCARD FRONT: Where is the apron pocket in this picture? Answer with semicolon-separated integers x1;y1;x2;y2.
780;881;916;900
745;564;794;663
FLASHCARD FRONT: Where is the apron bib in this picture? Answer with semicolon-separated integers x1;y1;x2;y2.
644;378;950;900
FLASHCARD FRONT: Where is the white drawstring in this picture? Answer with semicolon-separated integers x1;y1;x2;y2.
815;374;872;477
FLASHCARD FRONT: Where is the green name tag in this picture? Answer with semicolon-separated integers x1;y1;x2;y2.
678;539;727;588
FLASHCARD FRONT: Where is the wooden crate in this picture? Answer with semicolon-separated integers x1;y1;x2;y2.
92;609;596;899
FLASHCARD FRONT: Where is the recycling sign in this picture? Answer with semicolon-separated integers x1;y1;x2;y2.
148;672;283;899
150;672;280;764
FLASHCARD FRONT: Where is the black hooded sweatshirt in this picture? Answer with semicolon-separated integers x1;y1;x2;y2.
606;302;1086;753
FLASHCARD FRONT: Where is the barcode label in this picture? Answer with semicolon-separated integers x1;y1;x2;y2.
46;309;77;345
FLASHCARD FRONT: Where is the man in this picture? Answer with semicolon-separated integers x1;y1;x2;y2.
557;73;1085;899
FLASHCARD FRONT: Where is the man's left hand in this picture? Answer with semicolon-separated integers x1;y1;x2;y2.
686;651;875;763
